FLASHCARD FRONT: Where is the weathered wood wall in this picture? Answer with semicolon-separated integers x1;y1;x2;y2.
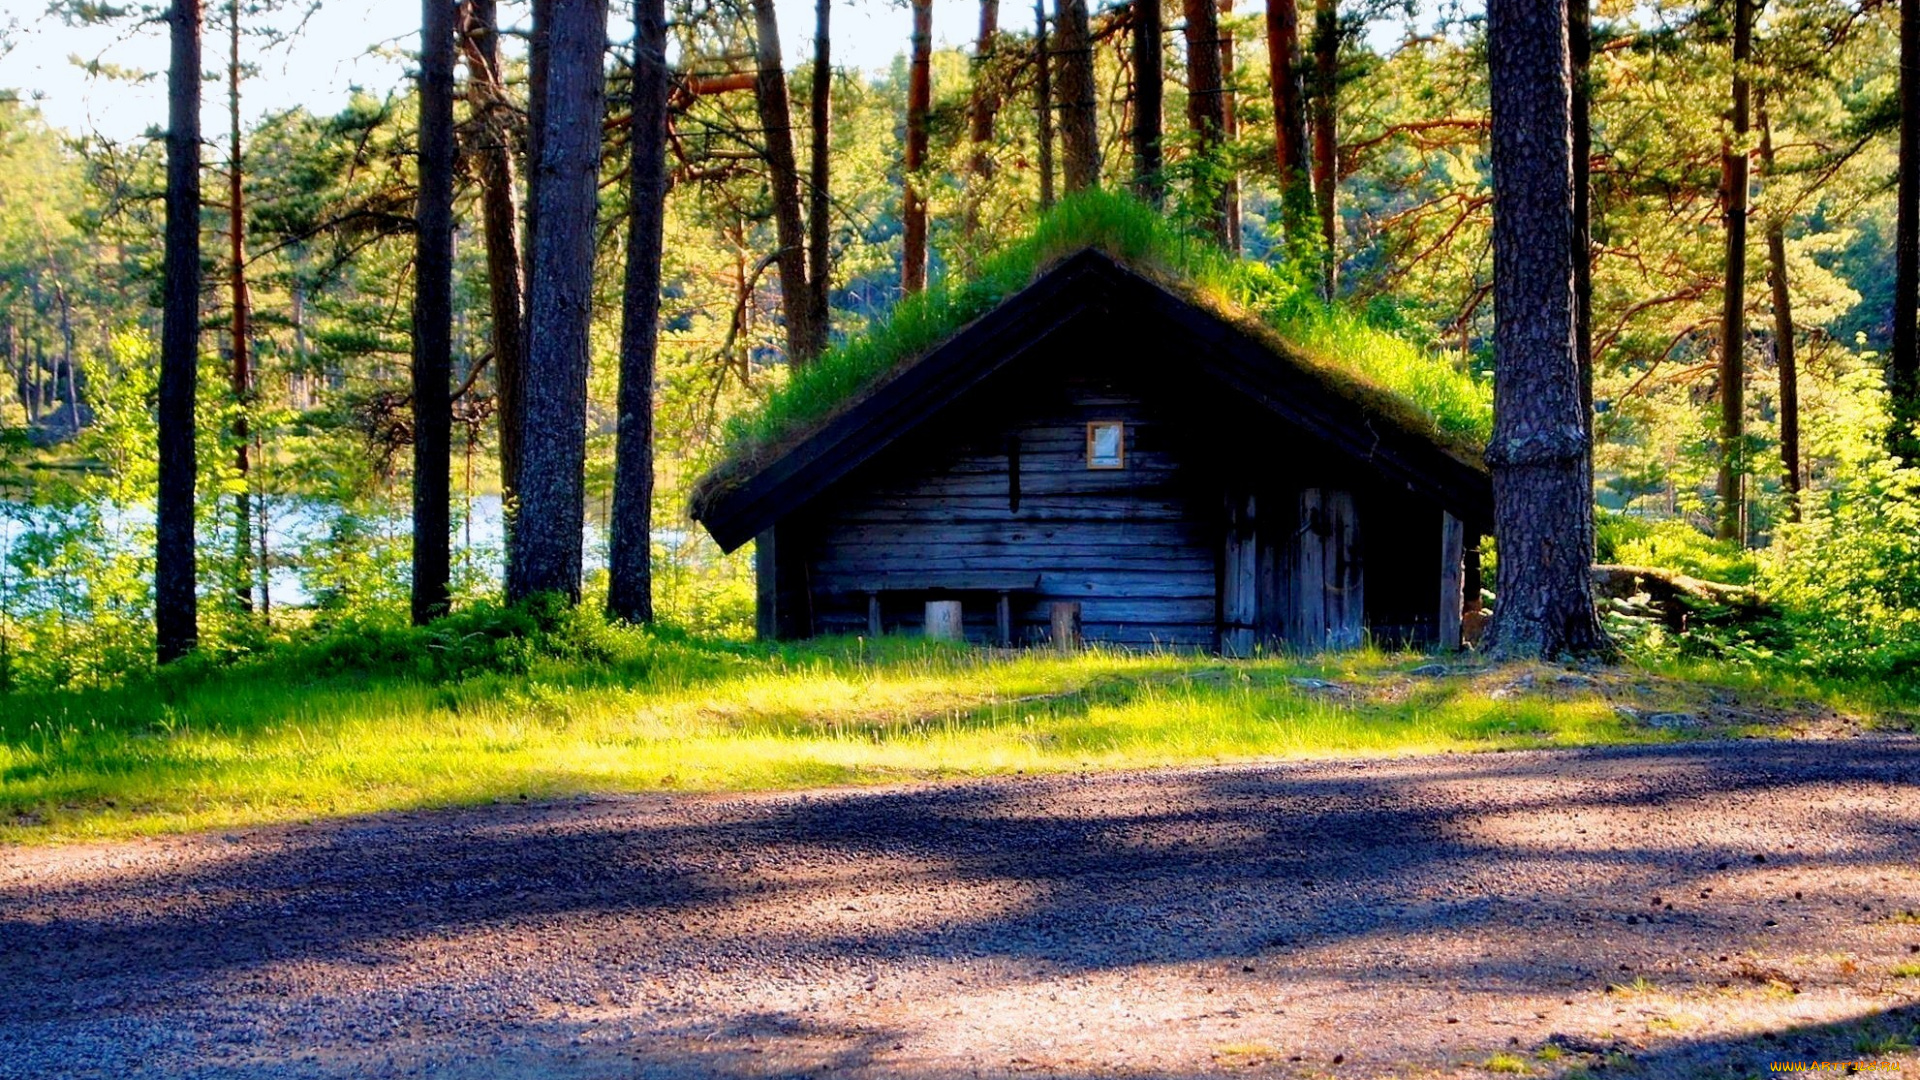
791;374;1221;647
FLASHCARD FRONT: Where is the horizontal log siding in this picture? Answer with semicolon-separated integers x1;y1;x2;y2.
801;380;1218;648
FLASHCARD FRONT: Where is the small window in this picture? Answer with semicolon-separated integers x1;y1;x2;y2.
1086;421;1126;470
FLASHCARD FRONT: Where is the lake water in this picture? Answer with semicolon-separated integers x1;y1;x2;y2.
0;494;680;609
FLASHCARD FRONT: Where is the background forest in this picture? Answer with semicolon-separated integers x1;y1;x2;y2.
1;0;1918;693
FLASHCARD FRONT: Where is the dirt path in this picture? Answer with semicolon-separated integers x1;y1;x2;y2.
4;739;1919;1079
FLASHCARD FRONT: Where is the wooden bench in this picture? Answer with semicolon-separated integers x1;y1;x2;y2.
847;573;1043;646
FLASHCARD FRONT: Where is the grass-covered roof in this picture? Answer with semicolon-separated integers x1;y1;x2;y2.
693;191;1492;516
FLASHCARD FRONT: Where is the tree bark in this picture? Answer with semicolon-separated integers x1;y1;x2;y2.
1035;0;1056;208
1570;0;1592;447
903;0;933;294
464;0;527;507
806;0;832;354
968;0;1003;231
749;0;815;365
1055;0;1099;192
1217;0;1239;252
1484;0;1609;660
227;0;255;615
158;0;202;664
1182;0;1229;246
411;0;456;624
524;0;550;310
1894;0;1920;460
1716;0;1751;544
1310;0;1336;298
506;0;607;603
1265;0;1311;251
1758;90;1801;518
610;0;669;625
1132;0;1163;205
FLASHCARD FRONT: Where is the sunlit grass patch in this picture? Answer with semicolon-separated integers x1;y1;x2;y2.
0;623;1907;843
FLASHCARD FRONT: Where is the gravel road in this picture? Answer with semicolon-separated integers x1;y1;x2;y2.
4;739;1919;1079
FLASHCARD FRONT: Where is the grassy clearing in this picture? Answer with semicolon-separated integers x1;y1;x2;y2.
1;619;1911;844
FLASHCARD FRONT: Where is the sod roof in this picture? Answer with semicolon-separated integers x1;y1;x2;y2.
691;191;1493;549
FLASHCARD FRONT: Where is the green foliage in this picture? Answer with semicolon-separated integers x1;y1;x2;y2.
1596;511;1761;585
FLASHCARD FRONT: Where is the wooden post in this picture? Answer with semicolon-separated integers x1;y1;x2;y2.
1290;489;1328;650
866;591;883;638
996;590;1013;647
1050;601;1083;652
1438;511;1465;651
1221;492;1257;657
925;599;965;641
1324;490;1364;650
754;528;779;642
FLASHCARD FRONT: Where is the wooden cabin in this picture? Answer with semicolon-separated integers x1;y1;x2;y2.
691;249;1493;654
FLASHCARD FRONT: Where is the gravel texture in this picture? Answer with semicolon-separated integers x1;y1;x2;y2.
4;738;1920;1079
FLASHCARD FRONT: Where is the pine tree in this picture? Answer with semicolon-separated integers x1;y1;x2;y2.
610;0;670;624
410;0;456;623
506;0;607;602
1484;0;1609;659
157;0;202;663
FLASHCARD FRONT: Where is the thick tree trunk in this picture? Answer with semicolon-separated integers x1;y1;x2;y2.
1265;0;1310;248
464;0;527;506
1131;0;1163;205
903;0;933;294
1055;0;1099;192
158;0;202;664
1182;0;1229;246
1309;0;1337;298
749;0;815;365
1484;0;1609;660
1894;0;1920;460
411;0;456;624
505;0;607;603
1758;91;1801;518
967;0;1002;232
610;0;670;625
1715;0;1751;544
806;0;832;354
228;2;254;615
1035;0;1056;208
1570;0;1592;446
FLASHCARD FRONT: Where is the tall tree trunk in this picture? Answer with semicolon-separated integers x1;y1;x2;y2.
412;0;456;623
1265;0;1310;247
610;0;670;625
505;0;607;603
227;1;254;615
465;0;527;507
749;0;815;365
903;0;933;294
1132;0;1163;205
968;0;1003;232
1055;0;1099;192
1758;89;1801;518
1182;0;1229;245
158;0;202;664
1484;0;1608;660
807;0;832;354
1035;0;1056;208
1894;0;1920;460
1309;0;1336;298
1716;0;1752;544
524;0;550;305
1570;0;1592;445
1217;0;1239;252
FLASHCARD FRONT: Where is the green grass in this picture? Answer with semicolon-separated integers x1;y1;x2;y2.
2;607;1910;845
1484;1052;1531;1074
693;191;1492;515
